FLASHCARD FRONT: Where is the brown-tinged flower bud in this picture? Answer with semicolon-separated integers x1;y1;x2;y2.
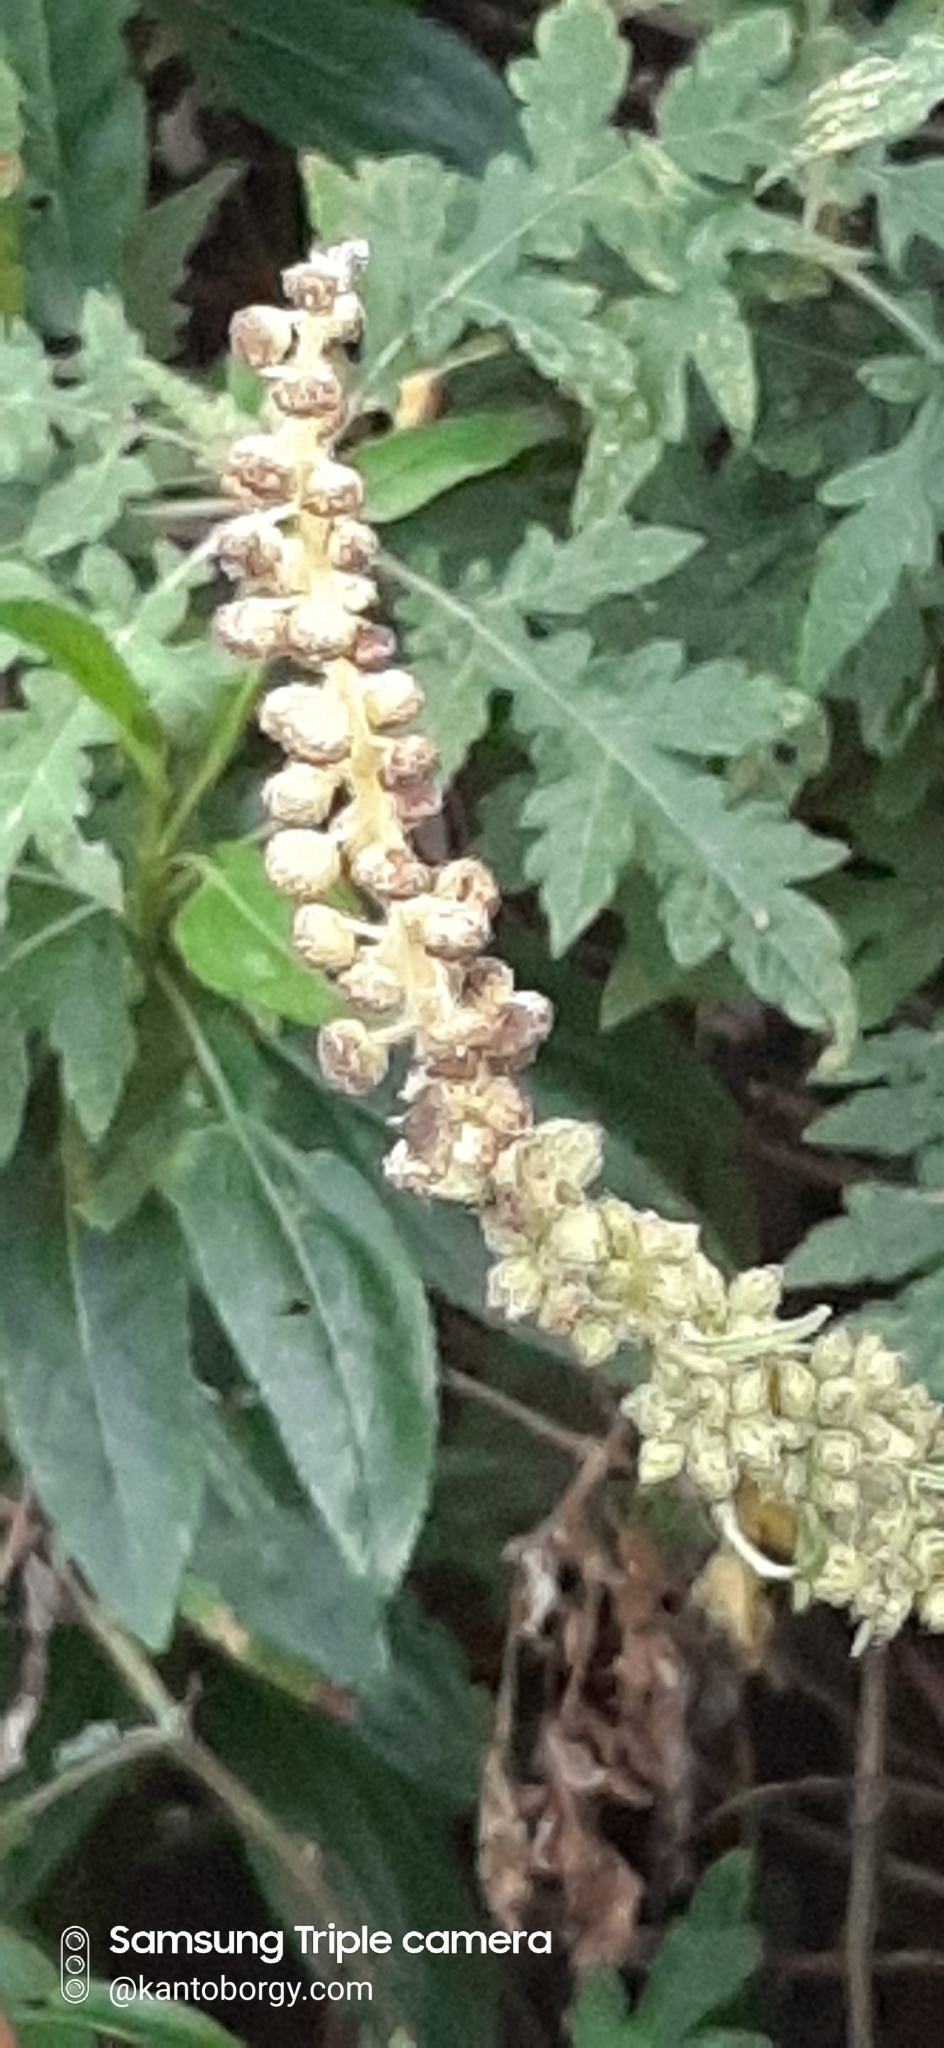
259;684;351;763
216;514;287;584
381;735;439;787
264;828;341;898
484;993;553;1070
336;958;403;1012
362;668;425;728
350;843;430;899
225;436;298;504
263;761;340;825
215;598;292;660
394;778;441;826
302;460;364;518
292;903;358;972
352;621;398;671
434;857;501;917
404;895;492;960
230;305;296;370
328;519;378;574
318;1018;389;1095
268;365;345;422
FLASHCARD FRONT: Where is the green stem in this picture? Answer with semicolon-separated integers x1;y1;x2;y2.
65;1571;334;1919
0;1726;168;1854
159;667;261;859
840;268;944;368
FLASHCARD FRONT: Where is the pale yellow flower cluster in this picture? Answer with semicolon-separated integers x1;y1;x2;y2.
217;240;944;1648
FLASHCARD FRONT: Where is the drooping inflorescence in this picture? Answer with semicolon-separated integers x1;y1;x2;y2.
215;239;944;1650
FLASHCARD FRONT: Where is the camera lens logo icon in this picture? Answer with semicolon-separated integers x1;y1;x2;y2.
60;1928;89;2002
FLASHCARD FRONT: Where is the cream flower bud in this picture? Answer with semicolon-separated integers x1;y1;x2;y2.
264;829;341;898
259;684;351;764
318;1019;389;1095
815;1376;858;1427
813;1431;860;1479
855;1335;902;1396
528;1120;604;1198
919;1583;944;1630
686;1427;736;1502
638;1438;687;1486
811;1328;854;1379
292;903;358;972
229;305;296;369
545;1203;608;1269
572;1316;619;1367
263;761;340;825
730;1364;770;1417
810;1474;859;1517
778;1360;817;1421
728;1418;781;1473
303;460;364;518
215;598;292;660
487;1255;543;1321
285;601;358;663
362;669;425;728
728;1266;783;1322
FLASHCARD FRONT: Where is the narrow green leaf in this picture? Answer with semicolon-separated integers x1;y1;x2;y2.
152;0;522;172
5;0;147;333
0;1160;205;1647
358;407;560;524
186;1410;387;1690
0;884;138;1140
162;1047;437;1591
0;600;167;795
173;841;340;1025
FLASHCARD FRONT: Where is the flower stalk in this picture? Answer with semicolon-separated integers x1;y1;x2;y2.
215;239;944;1650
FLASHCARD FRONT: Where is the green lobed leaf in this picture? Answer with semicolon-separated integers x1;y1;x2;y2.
0;672;124;917
173;841;341;1026
0;1155;205;1647
161;1005;437;1591
123;163;241;359
801;397;944;692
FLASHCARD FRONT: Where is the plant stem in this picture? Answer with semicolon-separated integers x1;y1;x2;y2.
445;1366;600;1460
65;1571;334;1920
845;1643;889;2048
841;268;944;367
0;1726;168;1852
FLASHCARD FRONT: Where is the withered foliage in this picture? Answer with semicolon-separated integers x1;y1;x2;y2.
478;1443;724;1974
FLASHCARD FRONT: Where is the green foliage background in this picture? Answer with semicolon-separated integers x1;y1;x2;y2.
1;0;944;2040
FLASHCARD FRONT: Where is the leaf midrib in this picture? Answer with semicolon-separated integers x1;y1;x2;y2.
387;551;846;1022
